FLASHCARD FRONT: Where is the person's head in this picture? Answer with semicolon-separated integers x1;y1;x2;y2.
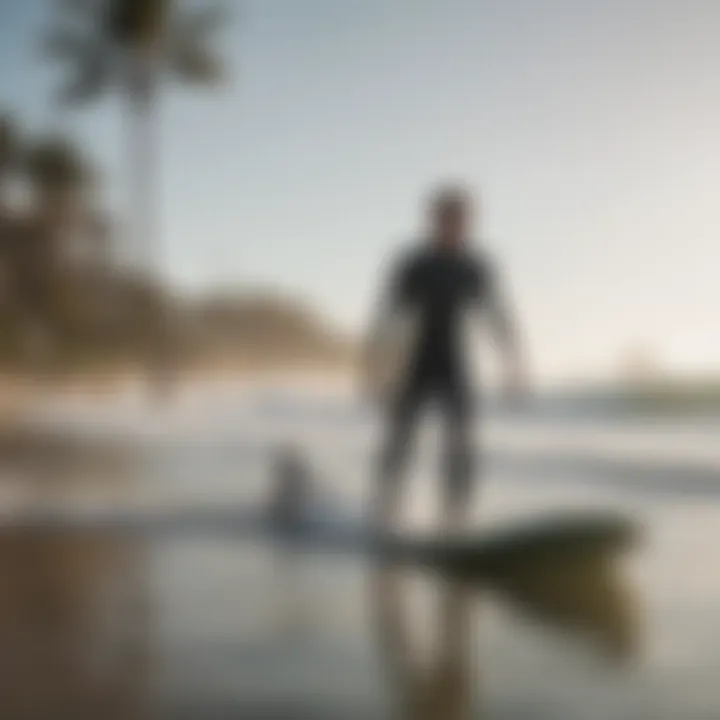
428;184;476;249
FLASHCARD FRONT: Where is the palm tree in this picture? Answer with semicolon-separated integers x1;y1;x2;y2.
24;136;90;228
0;115;19;326
20;136;92;370
45;0;226;392
45;0;226;274
0;115;18;212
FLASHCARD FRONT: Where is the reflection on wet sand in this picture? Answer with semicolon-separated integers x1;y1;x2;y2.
372;543;638;719
0;427;127;469
0;429;641;719
0;427;134;509
0;529;151;720
373;568;474;720
487;551;638;662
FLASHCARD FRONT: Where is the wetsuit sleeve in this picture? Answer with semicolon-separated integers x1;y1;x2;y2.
372;252;418;325
386;253;418;308
362;253;417;381
481;259;519;354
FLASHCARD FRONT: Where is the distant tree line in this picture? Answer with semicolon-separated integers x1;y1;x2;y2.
0;2;354;378
0;113;352;376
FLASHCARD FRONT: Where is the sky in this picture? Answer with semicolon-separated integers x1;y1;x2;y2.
2;0;720;382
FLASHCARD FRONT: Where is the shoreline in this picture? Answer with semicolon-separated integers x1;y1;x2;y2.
0;362;358;419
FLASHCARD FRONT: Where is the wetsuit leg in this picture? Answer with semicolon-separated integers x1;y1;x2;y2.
438;372;476;529
374;371;429;528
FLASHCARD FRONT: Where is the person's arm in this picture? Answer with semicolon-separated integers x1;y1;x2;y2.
361;254;412;401
483;261;527;397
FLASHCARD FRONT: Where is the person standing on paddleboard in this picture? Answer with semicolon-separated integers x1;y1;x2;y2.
364;184;527;531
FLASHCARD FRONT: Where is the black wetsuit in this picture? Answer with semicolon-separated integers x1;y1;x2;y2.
378;243;497;514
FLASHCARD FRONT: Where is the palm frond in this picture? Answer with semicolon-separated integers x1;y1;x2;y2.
175;4;230;39
51;0;110;40
107;0;169;46
57;72;109;105
24;136;90;188
58;0;105;13
0;115;17;151
0;116;19;172
169;44;223;84
55;44;115;104
43;28;95;60
167;3;228;85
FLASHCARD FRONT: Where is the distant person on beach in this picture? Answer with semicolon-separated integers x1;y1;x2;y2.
364;184;526;531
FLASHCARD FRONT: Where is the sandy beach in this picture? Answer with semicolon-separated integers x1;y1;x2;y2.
0;383;717;718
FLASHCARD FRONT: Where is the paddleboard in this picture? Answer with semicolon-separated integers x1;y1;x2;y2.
0;500;639;578
268;503;639;572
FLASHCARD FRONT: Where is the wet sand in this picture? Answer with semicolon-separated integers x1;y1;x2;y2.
0;389;717;719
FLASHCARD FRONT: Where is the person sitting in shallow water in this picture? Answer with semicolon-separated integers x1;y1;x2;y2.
268;445;313;527
267;445;350;531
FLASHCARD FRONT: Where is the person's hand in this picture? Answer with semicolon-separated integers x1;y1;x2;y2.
500;361;530;405
358;348;394;410
359;369;387;410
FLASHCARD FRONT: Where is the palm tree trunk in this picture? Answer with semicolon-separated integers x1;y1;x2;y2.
129;54;172;396
129;59;157;278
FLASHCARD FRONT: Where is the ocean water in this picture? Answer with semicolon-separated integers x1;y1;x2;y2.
1;382;719;719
